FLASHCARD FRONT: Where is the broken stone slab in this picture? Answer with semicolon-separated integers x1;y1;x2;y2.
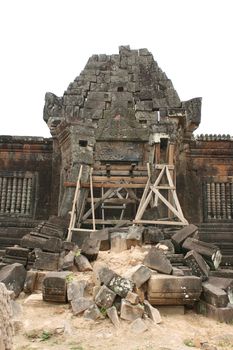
94;285;116;309
143;247;173;275
67;280;87;301
124;264;151;288
81;238;100;261
34;249;59;271
111;232;127;253
130;318;148;333
42;271;70;303
171;224;198;250
3;246;29;267
120;299;144;321
144;300;162;324
107;306;120;327
83;304;103;320
108;276;134;298
62;241;76;251
147;274;202;306
71;297;94;315
143;226;164;244
125;291;139;305
182;238;222;270
23;270;38;293
184;250;210;280
0;263;26;297
21;234;62;253
74;253;93;272
126;225;144;248
196;300;233;323
156;240;175;254
201;282;229;308
61;250;75;271
92;262;118;286
207;276;233;304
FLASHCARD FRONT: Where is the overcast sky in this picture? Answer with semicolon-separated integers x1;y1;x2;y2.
1;0;232;138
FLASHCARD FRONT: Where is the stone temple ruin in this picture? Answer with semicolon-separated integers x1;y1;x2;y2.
0;46;233;328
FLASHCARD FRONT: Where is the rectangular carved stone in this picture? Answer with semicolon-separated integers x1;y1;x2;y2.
148;274;202;306
42;271;70;302
143;247;173;275
184;250;210;280
172;224;198;249
196;300;233;323
201;282;229;308
34;250;59;271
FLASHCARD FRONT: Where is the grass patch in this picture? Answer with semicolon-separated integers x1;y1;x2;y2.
183;338;196;347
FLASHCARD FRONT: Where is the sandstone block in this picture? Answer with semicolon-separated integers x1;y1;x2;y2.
81;238;100;261
120;299;144;321
125;291;139;305
126;226;144;247
184;250;210;280
24;271;38;293
0;263;26;297
74;254;93;272
95;285;116;308
83;304;103;320
130;318;148;333
107;306;120;327
67;280;87;301
171;224;198;248
144;300;162;323
201;282;229;308
124;264;151;288
34;250;59;271
143;247;173;274
42;271;70;303
61;251;75;271
71;297;94;315
93;262;118;286
109;276;134;298
111;233;127;253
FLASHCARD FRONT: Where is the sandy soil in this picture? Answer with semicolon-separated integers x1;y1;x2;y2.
11;247;233;350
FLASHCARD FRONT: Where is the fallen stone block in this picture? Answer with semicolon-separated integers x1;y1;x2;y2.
124;264;151;288
210;269;233;279
196;300;233;323
125;291;139;305
71;297;94;315
120;299;144;321
148;274;202;306
34;250;59;271
81;238;100;261
107;306;120;327
23;293;43;306
184;250;210;280
166;253;185;265
182;238;222;270
42;271;70;302
74;253;93;272
144;300;162;324
21;234;62;253
93;262;118;286
143;247;173;274
61;251;75;271
143;226;164;244
62;241;76;251
172;267;184;276
67;280;87;301
130;318;148;333
3;246;29;267
156;239;175;254
83;304;103;320
111;232;127;253
207;276;233;304
34;271;47;291
171;224;198;251
109;276;134;298
95;285;116;308
201;282;229;308
126;226;144;247
24;270;38;293
0;263;26;297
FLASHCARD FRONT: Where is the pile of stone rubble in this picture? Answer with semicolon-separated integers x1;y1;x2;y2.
0;221;233;324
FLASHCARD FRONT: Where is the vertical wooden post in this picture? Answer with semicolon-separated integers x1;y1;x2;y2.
90;168;96;231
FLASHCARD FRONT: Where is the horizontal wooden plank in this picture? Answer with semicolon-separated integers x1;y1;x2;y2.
155;164;174;170
81;183;146;189
92;176;148;183
93;170;148;176
86;198;136;204
82;219;131;225
93;165;147;171
133;220;188;226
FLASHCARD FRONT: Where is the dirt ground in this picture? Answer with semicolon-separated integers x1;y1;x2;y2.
11;247;233;350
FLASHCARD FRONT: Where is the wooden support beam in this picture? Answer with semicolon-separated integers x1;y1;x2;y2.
84;219;131;225
133;220;188;226
81;183;146;189
92;176;148;183
89;168;95;231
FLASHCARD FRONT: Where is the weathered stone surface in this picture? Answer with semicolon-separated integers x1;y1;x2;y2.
111;233;127;253
124;264;151;288
24;270;38;293
130;318;148;333
182;238;222;269
42;271;70;302
196;300;233;323
109;276;134;298
171;224;198;248
143;227;164;244
3;246;29;266
95;285;116;308
207;276;233;304
106;306;120;327
143;247;173;275
71;297;94;315
0;283;14;350
126;225;144;247
120;299;144;321
156;240;175;254
62;241;76;251
34;249;59;271
67;280;87;301
148;274;202;306
83;304;103;320
125;291;139;305
81;238;100;261
0;263;26;297
201;282;229;308
184;250;210;280
61;251;75;271
93;262;118;286
144;300;162;323
74;253;93;272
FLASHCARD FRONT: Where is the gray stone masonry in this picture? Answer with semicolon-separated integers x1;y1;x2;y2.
95;285;116;308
